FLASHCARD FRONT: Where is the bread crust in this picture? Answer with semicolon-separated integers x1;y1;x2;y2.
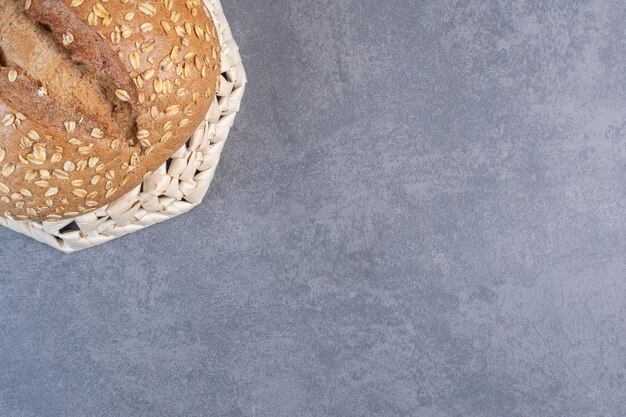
0;0;221;221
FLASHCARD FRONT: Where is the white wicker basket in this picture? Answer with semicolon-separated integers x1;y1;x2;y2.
0;0;246;253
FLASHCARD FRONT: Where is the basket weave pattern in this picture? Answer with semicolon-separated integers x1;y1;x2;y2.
0;0;246;253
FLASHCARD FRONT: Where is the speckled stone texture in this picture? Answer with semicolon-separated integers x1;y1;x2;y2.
1;0;626;416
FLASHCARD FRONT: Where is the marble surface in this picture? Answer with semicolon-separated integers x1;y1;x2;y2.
1;0;626;415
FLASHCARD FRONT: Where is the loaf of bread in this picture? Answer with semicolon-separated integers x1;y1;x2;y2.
0;0;221;221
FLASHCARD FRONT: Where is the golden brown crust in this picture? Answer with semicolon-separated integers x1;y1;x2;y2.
0;0;220;221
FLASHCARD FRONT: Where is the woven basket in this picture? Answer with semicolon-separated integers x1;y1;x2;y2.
0;0;246;253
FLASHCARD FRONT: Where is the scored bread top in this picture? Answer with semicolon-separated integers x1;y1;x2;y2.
0;0;221;221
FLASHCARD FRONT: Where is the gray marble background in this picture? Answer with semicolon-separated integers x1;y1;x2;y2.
1;0;625;415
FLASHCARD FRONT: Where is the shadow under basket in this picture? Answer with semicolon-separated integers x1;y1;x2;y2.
0;0;246;253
